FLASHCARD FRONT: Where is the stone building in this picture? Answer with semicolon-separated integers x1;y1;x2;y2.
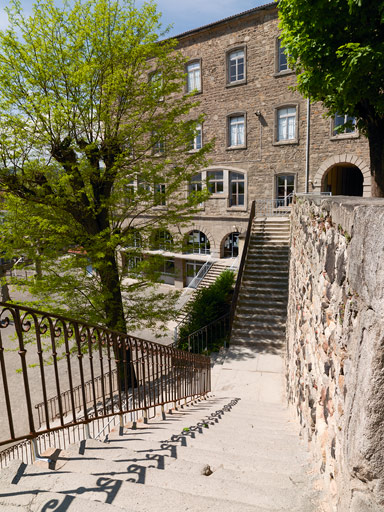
127;2;370;288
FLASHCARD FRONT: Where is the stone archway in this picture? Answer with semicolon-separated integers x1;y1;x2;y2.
312;154;371;197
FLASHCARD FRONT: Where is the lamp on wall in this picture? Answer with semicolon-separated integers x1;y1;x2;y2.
255;110;262;117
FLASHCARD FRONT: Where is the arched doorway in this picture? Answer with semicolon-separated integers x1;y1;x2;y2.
183;230;211;255
223;232;239;258
322;164;363;196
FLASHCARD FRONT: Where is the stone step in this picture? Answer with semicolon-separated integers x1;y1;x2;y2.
2;462;264;512
240;288;288;296
234;318;286;329
236;300;287;308
231;329;286;339
0;481;126;512
244;268;289;275
242;277;288;286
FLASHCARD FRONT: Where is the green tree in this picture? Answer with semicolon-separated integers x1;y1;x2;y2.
178;270;235;352
278;0;384;196
0;0;211;332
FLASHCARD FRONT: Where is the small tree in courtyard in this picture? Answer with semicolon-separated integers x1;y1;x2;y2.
278;0;384;196
0;0;211;333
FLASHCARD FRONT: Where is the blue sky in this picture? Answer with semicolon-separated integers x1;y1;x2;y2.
0;1;270;36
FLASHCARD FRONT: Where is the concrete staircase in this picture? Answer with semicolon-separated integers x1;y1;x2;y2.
231;217;290;351
0;382;320;511
0;216;323;511
196;261;233;289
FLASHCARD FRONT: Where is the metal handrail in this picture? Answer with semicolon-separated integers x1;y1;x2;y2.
184;258;214;291
228;200;256;336
177;312;231;354
0;302;211;451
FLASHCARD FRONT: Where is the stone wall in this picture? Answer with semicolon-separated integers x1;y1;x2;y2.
286;196;384;511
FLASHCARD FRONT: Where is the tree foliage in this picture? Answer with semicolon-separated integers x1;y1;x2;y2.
178;270;235;351
0;0;211;332
279;0;384;196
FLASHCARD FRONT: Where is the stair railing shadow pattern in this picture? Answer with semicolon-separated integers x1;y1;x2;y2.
0;398;240;511
0;302;210;467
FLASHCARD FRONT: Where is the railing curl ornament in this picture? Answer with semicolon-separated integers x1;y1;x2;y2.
0;306;13;328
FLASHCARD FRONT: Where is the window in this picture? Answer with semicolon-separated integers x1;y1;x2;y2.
207;170;224;194
229;172;245;207
152;132;165;155
277;39;288;73
276;175;295;206
277;107;296;142
126;228;142;248
189;173;202;195
186;61;201;93
333;113;356;136
228;115;245;147
154;183;166;206
126;254;142;274
149;71;163;100
161;259;175;276
126;180;135;203
184;230;210;255
223;232;239;258
191;124;202;150
152;229;173;251
227;48;245;84
138;178;150;192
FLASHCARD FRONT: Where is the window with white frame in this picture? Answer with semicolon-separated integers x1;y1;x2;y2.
149;71;163;100
228;49;245;84
229;172;245;206
191;123;202;150
152;132;165;155
152;229;173;251
276;175;295;206
207;170;224;194
186;61;201;93
126;180;135;203
277;39;288;72
277;107;296;141
228;115;245;147
189;173;202;195
154;183;166;205
333;113;356;135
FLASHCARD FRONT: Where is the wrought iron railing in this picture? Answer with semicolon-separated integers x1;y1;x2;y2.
0;302;210;463
177;313;230;354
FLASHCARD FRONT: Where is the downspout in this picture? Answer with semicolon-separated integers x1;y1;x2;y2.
305;97;311;193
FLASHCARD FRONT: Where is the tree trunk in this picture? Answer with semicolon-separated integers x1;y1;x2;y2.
0;266;11;302
367;120;384;197
98;249;138;390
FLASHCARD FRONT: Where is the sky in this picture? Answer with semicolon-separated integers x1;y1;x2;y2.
0;0;270;36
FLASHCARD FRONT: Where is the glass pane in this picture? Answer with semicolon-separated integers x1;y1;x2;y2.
238;61;244;80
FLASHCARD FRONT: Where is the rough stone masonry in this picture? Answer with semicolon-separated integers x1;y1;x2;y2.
286;196;384;512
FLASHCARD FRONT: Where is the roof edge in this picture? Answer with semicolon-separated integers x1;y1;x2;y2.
171;2;277;42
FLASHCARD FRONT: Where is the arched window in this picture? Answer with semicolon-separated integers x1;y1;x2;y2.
184;230;210;255
223;232;239;258
152;229;173;251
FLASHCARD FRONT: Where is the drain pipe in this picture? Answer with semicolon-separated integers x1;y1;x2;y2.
305;97;311;194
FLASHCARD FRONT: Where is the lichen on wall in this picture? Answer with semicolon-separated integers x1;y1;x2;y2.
286;196;384;512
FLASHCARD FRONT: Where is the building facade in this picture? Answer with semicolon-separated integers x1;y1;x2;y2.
126;3;370;288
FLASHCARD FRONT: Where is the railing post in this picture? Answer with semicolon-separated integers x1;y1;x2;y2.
31;438;51;464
